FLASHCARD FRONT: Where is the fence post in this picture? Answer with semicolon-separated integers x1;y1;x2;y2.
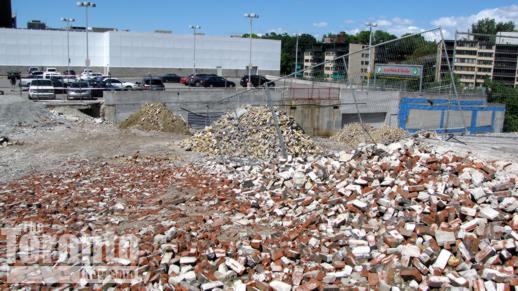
264;87;287;159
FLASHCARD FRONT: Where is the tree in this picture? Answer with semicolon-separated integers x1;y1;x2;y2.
484;80;518;132
471;18;515;35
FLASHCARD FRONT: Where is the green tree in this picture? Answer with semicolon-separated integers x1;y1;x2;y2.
484;80;518;132
471;18;515;34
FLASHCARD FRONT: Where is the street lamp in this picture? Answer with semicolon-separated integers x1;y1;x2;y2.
294;33;302;78
244;13;259;88
189;25;201;75
366;22;377;88
61;17;75;76
77;1;96;70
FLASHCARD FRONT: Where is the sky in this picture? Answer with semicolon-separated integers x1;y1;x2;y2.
11;0;518;40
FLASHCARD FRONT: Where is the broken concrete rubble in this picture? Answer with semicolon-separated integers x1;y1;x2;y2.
182;106;321;160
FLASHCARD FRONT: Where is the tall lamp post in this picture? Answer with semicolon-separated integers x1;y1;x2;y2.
189;25;201;75
294;33;302;78
61;17;75;76
244;13;259;88
77;1;96;70
366;22;377;88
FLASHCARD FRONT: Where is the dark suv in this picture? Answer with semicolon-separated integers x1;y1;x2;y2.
188;74;218;87
240;75;275;87
141;77;165;91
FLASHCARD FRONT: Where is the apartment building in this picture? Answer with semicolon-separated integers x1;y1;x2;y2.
323;49;346;81
453;39;495;87
347;43;375;84
493;44;518;87
435;40;455;82
436;32;518;88
303;49;323;79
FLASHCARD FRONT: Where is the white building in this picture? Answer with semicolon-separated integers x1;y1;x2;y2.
0;28;281;77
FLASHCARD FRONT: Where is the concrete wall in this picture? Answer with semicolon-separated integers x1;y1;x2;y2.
0;28;281;76
103;80;505;136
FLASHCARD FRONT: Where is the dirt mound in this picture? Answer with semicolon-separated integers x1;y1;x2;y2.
0;95;55;134
332;122;407;148
183;106;320;160
119;103;190;134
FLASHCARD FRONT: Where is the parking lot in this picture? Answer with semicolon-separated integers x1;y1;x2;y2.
0;76;246;101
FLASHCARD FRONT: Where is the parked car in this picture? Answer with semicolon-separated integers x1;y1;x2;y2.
45;67;58;73
28;79;55;100
20;73;43;90
28;67;40;74
200;76;235;88
141;77;165;91
240;75;275;87
31;71;43;78
80;70;103;80
101;78;136;90
85;79;104;97
50;77;67;94
188;74;218;87
43;71;62;79
180;74;193;86
62;75;77;84
62;69;76;76
67;81;92;100
161;73;181;83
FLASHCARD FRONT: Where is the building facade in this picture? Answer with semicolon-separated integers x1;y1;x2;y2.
436;33;518;88
303;49;323;79
347;43;375;84
0;28;281;77
323;49;346;81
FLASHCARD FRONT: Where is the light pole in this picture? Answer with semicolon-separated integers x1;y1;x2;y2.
189;25;201;75
366;22;377;88
61;17;75;76
77;1;96;70
244;13;259;88
294;33;301;78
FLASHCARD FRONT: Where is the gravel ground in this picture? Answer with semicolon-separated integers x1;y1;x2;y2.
0;120;201;183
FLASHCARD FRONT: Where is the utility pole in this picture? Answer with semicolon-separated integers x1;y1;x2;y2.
189;25;201;74
244;13;259;89
77;2;96;70
366;22;377;88
61;17;75;76
294;33;300;78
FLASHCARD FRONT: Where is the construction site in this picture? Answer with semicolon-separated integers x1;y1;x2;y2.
1;25;518;290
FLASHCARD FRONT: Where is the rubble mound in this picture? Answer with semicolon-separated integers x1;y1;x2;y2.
0;95;55;134
183;106;320;160
119;103;190;134
332;122;407;148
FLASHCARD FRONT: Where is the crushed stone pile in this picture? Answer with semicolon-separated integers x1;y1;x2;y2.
119;103;190;134
0;95;55;134
332;123;407;148
183;106;321;160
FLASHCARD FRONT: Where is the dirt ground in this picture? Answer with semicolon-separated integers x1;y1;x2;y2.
0;121;202;183
3;118;518;184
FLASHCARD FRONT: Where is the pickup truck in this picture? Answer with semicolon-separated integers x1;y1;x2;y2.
19;72;44;90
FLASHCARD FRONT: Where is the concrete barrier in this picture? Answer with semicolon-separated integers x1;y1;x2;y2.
103;84;506;136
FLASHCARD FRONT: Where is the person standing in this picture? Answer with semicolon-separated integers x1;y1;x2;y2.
9;74;16;89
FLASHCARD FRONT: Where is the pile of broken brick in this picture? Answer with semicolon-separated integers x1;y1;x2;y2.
0;138;517;289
